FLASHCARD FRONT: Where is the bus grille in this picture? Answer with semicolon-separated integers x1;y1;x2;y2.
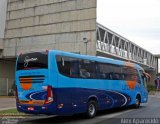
19;75;45;83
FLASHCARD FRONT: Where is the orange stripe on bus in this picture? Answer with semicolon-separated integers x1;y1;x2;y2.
20;83;32;90
125;62;134;67
19;100;44;105
126;81;136;89
20;78;32;80
20;80;32;83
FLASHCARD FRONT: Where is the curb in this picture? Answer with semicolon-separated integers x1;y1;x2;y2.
0;114;30;117
0;108;30;117
149;95;160;98
0;96;15;98
0;107;16;111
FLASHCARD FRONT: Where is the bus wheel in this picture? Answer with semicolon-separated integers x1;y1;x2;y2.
86;100;97;118
135;95;141;108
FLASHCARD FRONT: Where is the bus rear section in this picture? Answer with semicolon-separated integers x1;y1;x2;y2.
16;51;56;115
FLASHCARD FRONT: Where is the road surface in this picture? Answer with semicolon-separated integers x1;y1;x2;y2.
6;96;160;124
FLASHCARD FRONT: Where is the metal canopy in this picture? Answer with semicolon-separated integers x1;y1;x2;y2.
96;23;157;71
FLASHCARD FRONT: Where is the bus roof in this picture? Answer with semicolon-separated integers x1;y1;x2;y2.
50;50;143;70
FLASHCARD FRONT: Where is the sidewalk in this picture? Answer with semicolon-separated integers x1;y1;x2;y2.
0;107;16;111
149;91;160;98
0;98;16;110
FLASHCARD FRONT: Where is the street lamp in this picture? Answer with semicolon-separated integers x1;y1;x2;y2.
83;37;88;55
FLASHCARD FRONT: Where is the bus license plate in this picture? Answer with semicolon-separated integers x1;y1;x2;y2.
28;107;34;111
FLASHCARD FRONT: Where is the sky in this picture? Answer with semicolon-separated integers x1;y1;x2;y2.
97;0;160;54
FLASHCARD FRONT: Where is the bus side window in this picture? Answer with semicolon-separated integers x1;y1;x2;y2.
97;62;122;80
70;60;79;78
97;63;111;80
56;56;71;77
121;73;125;80
56;56;79;78
139;70;147;88
136;70;141;84
79;60;96;79
122;66;137;81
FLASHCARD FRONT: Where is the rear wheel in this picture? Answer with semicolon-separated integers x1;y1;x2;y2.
86;100;97;118
135;95;141;108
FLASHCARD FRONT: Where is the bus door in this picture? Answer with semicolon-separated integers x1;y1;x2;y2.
138;70;148;102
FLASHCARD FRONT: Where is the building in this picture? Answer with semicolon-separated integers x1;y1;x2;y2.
0;0;97;95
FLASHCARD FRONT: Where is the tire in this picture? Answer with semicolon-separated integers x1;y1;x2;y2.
135;95;141;108
86;100;97;118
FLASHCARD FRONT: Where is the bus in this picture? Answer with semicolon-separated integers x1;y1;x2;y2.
15;50;149;118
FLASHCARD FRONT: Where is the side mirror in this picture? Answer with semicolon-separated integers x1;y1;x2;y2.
143;72;151;84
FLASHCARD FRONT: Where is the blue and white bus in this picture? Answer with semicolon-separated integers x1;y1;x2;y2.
15;50;149;118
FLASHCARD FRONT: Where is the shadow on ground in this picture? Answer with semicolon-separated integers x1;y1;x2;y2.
18;106;145;124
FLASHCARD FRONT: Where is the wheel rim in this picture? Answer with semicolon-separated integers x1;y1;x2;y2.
89;104;95;116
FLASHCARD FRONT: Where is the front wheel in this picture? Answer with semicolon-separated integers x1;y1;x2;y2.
135;95;141;108
86;100;97;118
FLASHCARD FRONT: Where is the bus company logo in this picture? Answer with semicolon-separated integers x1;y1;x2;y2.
24;56;38;67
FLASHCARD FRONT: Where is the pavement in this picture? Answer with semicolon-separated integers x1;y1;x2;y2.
154;91;160;97
149;91;160;98
0;97;16;110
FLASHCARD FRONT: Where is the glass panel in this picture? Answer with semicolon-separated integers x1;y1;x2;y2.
17;52;48;70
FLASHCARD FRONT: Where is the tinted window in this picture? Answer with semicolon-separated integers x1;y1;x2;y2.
56;55;138;81
56;56;79;78
56;55;96;79
17;52;48;70
122;66;138;81
97;63;122;80
79;60;96;78
139;70;147;87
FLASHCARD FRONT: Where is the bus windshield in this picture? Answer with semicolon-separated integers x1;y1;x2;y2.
16;52;48;70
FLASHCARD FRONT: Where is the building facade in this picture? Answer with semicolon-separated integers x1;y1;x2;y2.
4;0;97;57
0;0;158;95
0;0;97;95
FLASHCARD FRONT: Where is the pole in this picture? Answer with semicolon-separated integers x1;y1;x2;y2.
86;42;87;55
83;38;88;55
6;78;8;96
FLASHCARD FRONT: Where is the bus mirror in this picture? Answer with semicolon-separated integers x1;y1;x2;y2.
143;72;151;83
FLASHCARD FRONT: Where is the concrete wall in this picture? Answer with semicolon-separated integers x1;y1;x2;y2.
0;39;3;58
4;0;97;57
0;60;15;95
147;70;157;84
0;0;7;38
0;39;3;50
